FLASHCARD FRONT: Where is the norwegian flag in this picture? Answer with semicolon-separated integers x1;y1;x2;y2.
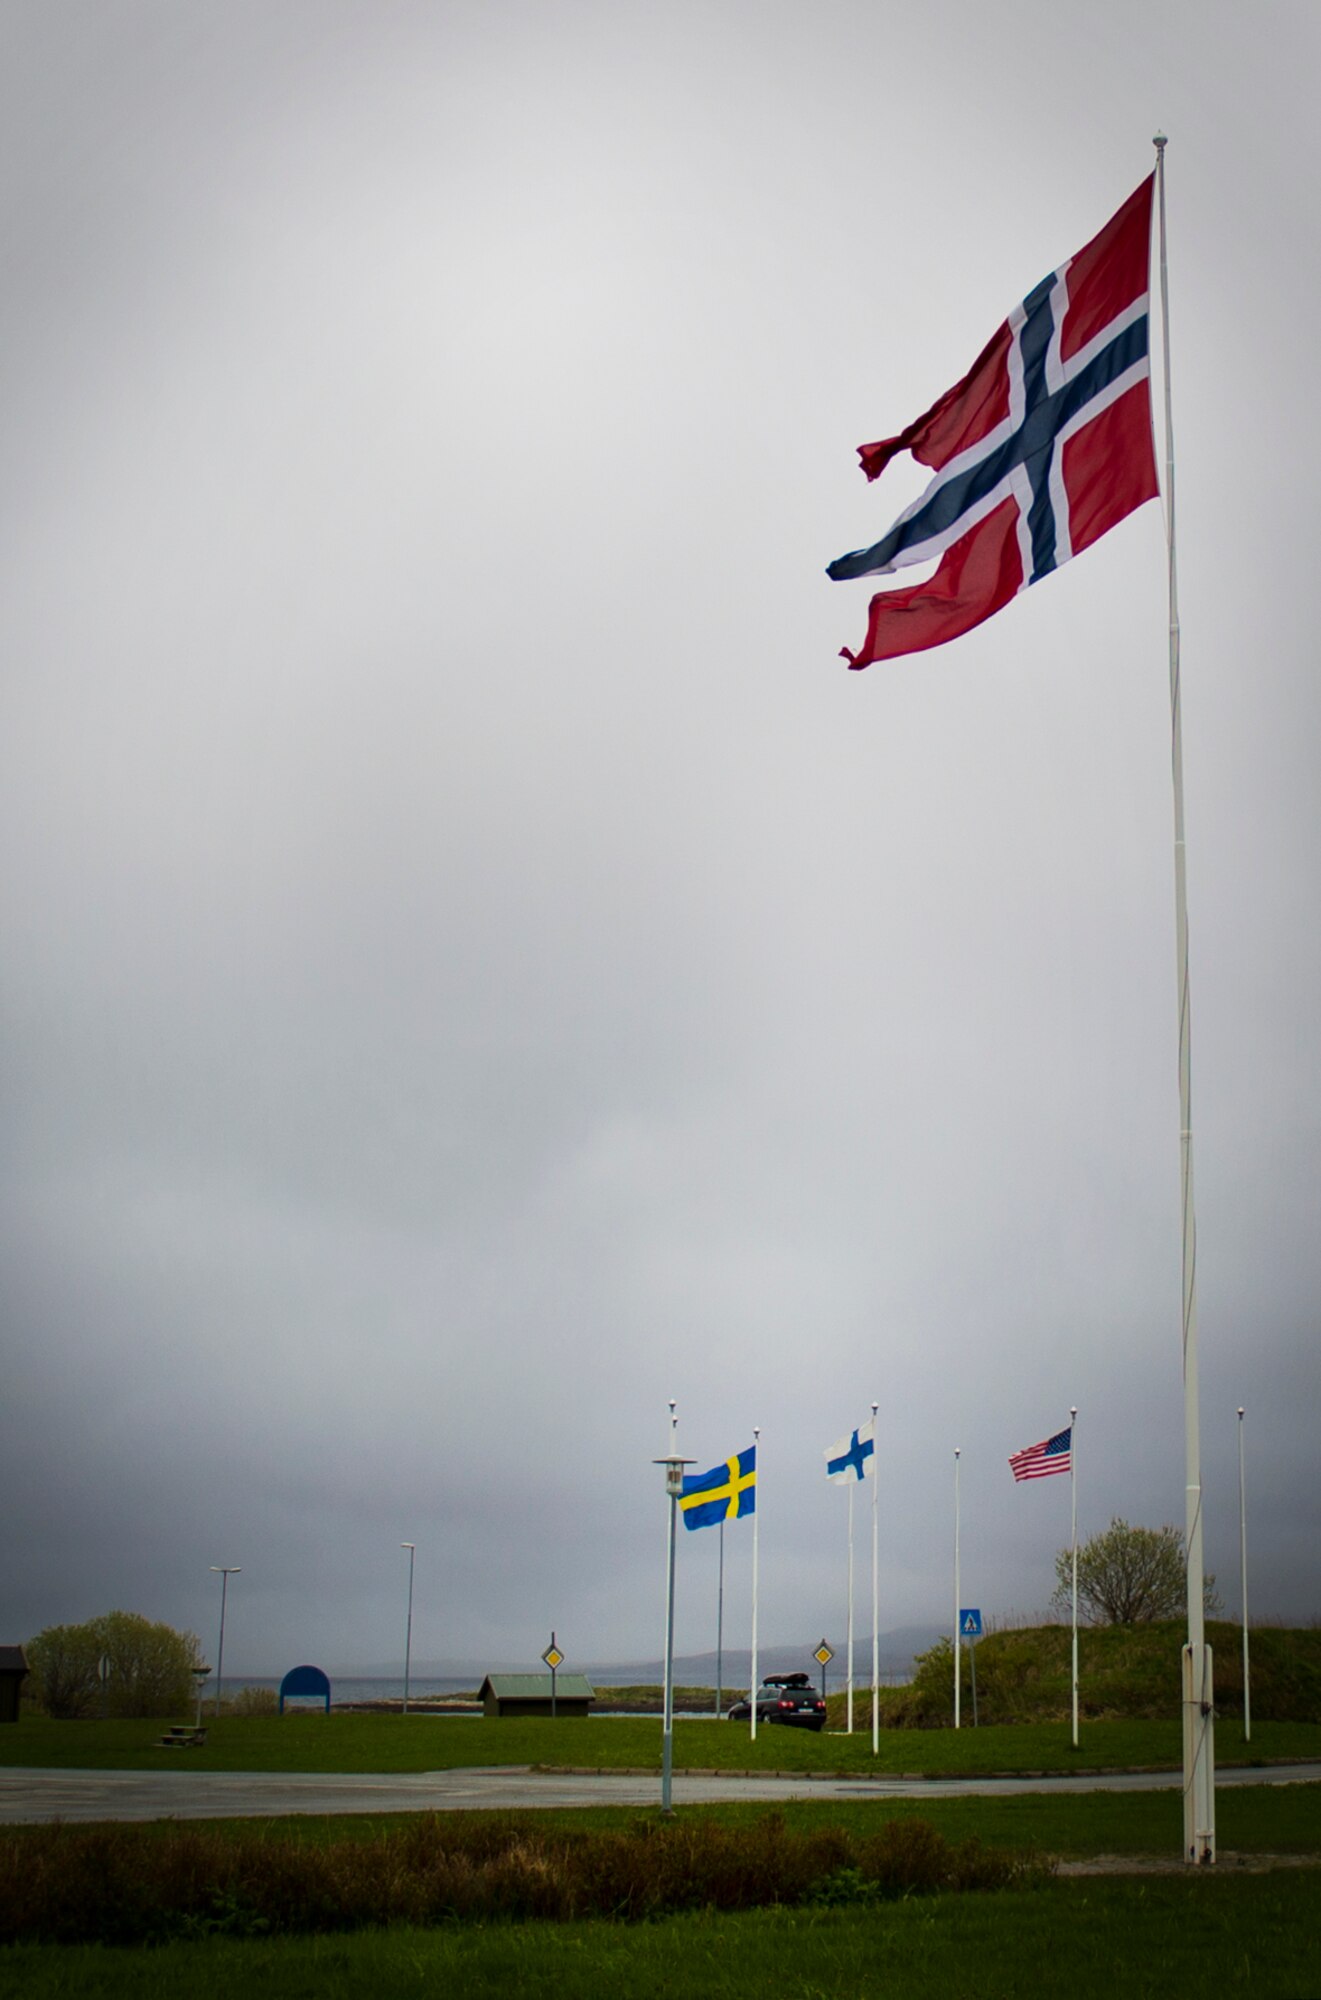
827;177;1158;667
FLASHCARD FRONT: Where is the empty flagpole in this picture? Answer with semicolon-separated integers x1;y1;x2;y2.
871;1400;880;1755
846;1480;855;1733
1154;131;1215;1865
750;1427;760;1741
1070;1407;1079;1749
953;1447;961;1729
1238;1407;1250;1742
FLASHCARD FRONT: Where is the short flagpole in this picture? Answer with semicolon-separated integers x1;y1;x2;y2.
846;1479;855;1734
953;1447;961;1730
1154;131;1215;1865
1238;1407;1251;1742
750;1427;760;1742
1070;1406;1079;1750
871;1400;880;1755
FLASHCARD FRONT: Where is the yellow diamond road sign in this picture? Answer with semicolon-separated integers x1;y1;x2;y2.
814;1643;834;1666
542;1646;564;1670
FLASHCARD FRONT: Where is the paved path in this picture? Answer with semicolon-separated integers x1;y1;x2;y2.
0;1763;1317;1824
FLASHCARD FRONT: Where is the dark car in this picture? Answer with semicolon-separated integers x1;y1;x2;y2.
727;1672;827;1731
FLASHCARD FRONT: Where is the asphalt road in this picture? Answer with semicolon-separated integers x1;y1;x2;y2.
1;1763;1318;1824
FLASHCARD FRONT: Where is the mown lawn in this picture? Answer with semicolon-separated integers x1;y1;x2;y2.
2;1873;1319;2000
2;1711;1318;1777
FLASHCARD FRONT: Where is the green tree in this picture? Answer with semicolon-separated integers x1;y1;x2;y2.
1052;1517;1221;1625
27;1612;203;1719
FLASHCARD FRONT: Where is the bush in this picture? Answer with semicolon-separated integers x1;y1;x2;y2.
26;1613;202;1720
227;1686;279;1718
1052;1519;1221;1625
0;1814;1046;1944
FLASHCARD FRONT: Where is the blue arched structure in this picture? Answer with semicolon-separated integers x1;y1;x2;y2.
279;1664;331;1714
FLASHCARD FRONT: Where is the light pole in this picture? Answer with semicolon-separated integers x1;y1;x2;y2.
192;1665;211;1730
209;1568;240;1719
653;1401;693;1816
401;1544;416;1716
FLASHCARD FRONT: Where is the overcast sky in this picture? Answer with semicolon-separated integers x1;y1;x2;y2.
3;1;1318;1679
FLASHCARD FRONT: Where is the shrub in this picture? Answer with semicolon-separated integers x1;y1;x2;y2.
26;1613;202;1720
0;1814;1046;1944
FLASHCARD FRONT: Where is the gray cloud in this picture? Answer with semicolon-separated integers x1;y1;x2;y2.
3;0;1318;1676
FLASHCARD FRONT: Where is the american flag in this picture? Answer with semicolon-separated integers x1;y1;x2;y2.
1009;1426;1072;1482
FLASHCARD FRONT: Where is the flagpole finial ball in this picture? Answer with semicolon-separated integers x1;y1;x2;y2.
1153;132;1168;149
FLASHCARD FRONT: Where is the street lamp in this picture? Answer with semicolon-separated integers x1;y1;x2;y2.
401;1544;416;1715
653;1401;693;1817
209;1568;240;1718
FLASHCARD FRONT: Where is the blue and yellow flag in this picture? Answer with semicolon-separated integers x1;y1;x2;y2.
680;1446;756;1531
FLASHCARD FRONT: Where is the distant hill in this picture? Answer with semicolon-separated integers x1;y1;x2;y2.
327;1627;942;1686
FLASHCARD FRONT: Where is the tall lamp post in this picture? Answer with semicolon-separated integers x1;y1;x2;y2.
653;1401;692;1817
209;1567;240;1719
401;1544;416;1716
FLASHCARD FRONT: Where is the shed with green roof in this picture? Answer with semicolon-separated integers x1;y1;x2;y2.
478;1672;594;1718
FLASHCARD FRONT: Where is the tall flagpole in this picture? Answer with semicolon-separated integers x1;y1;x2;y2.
1238;1407;1251;1742
1154;132;1215;1865
655;1402;692;1817
1070;1406;1079;1750
715;1518;725;1720
846;1479;855;1734
749;1426;761;1742
871;1400;880;1755
953;1447;961;1730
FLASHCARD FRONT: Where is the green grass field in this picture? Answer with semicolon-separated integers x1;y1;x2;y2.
3;1785;1318;1996
2;1873;1319;2000
2;1709;1318;1776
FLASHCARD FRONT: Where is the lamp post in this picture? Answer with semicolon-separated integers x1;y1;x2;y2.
209;1568;240;1719
653;1401;693;1816
192;1665;211;1730
401;1544;416;1716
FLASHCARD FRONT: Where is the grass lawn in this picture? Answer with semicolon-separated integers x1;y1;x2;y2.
159;1781;1321;1859
2;1874;1319;1999
3;1711;1318;1777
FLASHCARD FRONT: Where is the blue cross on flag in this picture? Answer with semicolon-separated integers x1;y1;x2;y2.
825;1422;875;1483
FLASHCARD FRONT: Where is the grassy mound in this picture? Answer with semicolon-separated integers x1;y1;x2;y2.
826;1623;1321;1729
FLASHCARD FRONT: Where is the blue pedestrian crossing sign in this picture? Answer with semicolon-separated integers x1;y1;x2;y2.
959;1608;982;1637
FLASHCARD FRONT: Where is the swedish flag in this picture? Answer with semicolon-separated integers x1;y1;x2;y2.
680;1446;756;1531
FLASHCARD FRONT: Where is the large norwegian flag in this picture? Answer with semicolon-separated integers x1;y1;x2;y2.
827;177;1158;668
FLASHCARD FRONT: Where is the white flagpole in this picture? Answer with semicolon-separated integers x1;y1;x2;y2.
953;1447;961;1729
750;1426;760;1742
1238;1407;1251;1742
1154;131;1215;1865
871;1400;879;1755
1070;1406;1079;1750
716;1518;725;1720
846;1478;855;1734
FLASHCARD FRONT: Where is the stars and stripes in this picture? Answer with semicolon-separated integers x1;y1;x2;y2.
1009;1426;1073;1482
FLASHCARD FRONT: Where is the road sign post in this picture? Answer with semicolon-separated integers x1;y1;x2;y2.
542;1635;564;1719
814;1640;834;1712
959;1610;982;1728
